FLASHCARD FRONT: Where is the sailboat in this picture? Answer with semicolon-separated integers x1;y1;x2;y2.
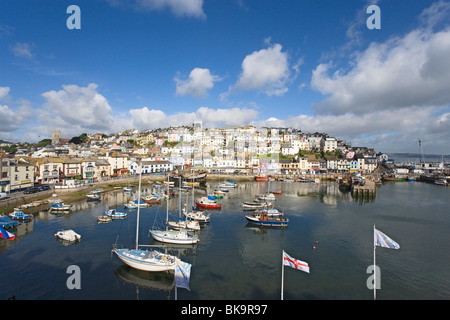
112;164;177;272
149;176;199;245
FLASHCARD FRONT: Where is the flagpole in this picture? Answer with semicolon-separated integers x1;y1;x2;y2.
373;224;376;300
281;250;284;300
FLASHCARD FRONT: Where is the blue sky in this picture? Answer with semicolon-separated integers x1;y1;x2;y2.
1;0;450;154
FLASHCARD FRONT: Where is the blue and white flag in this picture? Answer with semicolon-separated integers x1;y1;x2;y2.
375;228;400;249
175;258;192;291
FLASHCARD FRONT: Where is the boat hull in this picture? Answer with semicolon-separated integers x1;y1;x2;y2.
150;230;199;244
195;201;221;209
113;249;176;272
245;215;288;227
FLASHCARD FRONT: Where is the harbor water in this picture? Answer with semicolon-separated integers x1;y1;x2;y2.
1;180;449;300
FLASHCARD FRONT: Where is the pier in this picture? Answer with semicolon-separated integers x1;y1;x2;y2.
351;180;376;197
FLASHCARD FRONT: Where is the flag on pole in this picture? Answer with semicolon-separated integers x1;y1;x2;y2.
375;228;400;249
282;251;310;273
175;258;192;291
0;226;15;240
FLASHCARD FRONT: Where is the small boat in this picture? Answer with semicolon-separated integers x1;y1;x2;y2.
123;201;138;209
213;190;226;195
254;207;284;217
142;195;161;204
242;201;272;209
245;212;288;227
9;209;32;220
123;186;132;192
218;181;237;188
167;218;200;231
97;215;112;223
55;229;81;242
435;179;448;186
183;208;210;223
270;190;282;194
49;202;72;211
149;228;199;245
86;193;100;200
195;196;221;209
210;193;223;199
257;193;276;201
255;176;269;181
105;209;127;218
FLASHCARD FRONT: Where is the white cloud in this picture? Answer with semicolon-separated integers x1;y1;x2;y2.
232;43;291;96
134;0;205;18
311;27;450;115
0;87;10;100
39;83;117;136
0;98;32;133
129;106;259;130
10;42;33;59
175;68;221;98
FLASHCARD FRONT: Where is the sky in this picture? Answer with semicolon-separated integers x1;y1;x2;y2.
1;0;450;154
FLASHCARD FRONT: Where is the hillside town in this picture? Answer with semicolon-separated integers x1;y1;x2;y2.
0;123;447;194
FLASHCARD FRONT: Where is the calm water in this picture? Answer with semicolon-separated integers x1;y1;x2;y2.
1;180;449;300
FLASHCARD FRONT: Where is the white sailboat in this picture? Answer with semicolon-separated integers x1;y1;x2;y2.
112;164;177;272
149;176;199;245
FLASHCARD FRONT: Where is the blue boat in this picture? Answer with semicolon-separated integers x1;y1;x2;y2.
106;209;127;218
245;212;288;227
0;216;18;228
9;210;32;220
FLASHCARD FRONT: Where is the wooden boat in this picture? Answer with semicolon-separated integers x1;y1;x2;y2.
97;215;112;223
142;195;161;204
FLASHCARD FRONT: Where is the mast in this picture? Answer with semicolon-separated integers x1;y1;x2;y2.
135;162;142;250
166;173;169;231
373;224;376;300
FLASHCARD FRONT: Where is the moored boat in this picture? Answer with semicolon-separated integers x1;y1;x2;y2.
195;196;221;209
55;229;81;242
9;209;32;220
97;215;112;223
49;202;72;211
106;209;127;218
245;212;288;227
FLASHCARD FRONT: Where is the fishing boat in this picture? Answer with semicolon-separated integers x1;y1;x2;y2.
113;164;177;272
142;195;161;204
106;209;127;218
245;211;288;227
55;229;81;242
97;215;112;223
254;207;284;216
9;209;32;220
255;175;269;181
435;179;448;186
183;207;210;223
195;196;221;209
49;202;72;211
86;193;100;200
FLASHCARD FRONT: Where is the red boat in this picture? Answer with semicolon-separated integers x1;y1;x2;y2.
255;176;269;181
270;190;282;194
141;196;161;204
195;197;222;209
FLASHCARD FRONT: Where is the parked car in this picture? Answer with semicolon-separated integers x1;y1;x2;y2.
0;192;7;199
38;185;51;191
24;187;39;194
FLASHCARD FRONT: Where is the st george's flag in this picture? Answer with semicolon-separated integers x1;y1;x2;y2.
0;226;15;240
375;228;400;249
283;251;310;273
